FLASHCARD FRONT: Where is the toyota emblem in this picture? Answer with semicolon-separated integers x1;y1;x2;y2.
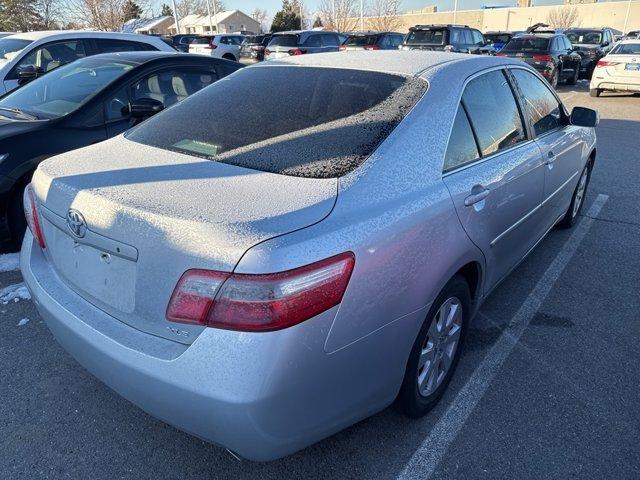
66;209;87;238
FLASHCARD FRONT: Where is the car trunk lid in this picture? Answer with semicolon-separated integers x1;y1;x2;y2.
31;136;337;344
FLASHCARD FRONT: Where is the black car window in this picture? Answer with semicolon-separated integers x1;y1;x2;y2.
511;68;562;136
304;35;322;47
444;106;480;173
1;57;135;119
611;42;640;54
12;40;87;78
471;29;484;46
462;69;526;156
268;34;299;47
391;34;404;47
503;37;550;52
450;28;461;44
345;35;377;46
566;30;603;45
462;29;474;45
127;66;428;178
406;29;446;45
105;86;130;121
131;68;217;109
96;39;156;53
0;38;32;62
322;34;340;47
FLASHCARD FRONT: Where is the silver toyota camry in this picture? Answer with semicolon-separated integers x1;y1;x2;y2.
21;51;598;461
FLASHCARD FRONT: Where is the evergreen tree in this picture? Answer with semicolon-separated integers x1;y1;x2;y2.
122;0;143;22
270;0;301;32
161;3;173;17
0;0;42;31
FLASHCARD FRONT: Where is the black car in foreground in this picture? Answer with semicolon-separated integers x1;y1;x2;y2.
497;33;581;88
238;34;272;64
339;31;404;51
400;24;494;54
0;51;242;246
565;28;615;78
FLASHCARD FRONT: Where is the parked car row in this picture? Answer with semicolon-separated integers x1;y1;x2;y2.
16;48;599;462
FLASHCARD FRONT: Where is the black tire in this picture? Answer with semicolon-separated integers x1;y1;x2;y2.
558;161;592;229
550;68;559;89
566;67;579;85
222;53;236;61
396;275;471;418
7;181;28;247
589;88;601;97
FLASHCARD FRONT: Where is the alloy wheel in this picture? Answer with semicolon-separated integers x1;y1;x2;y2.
572;168;588;218
417;297;463;397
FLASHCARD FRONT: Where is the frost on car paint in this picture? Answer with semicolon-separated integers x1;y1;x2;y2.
126;66;428;179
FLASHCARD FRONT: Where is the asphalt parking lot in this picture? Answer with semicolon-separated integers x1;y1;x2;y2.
1;81;639;480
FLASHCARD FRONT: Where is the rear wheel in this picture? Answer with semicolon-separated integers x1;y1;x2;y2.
589;88;601;97
222;53;236;61
559;161;591;229
396;275;471;417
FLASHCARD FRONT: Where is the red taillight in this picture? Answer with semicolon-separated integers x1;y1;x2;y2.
495;52;507;56
23;183;45;249
596;60;618;67
339;45;347;51
264;48;271;56
288;48;305;56
532;54;553;62
251;45;265;52
364;44;381;50
167;252;355;332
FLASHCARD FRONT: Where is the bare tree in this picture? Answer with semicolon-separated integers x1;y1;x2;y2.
318;0;358;32
367;0;402;32
63;0;151;31
36;0;63;29
175;0;224;18
252;8;268;32
546;6;580;29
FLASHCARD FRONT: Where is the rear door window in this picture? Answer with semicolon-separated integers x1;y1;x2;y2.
462;29;474;45
304;35;322;47
510;68;563;136
321;34;340;47
11;40;88;78
127;66;428;178
96;39;156;52
461;69;526;156
471;29;484;46
444;106;481;173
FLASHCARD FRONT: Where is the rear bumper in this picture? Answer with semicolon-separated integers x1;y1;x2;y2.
21;233;412;460
590;75;640;91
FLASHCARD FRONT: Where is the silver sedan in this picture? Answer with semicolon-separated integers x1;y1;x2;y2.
21;51;598;461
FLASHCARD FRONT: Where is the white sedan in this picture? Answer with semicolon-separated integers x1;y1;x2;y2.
590;40;640;96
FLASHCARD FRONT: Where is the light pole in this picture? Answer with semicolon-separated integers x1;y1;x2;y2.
623;0;633;34
205;0;214;33
300;2;304;29
171;0;180;34
332;0;336;30
453;0;458;24
360;0;364;31
212;0;219;33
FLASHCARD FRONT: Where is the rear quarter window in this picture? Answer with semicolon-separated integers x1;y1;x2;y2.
127;66;428;178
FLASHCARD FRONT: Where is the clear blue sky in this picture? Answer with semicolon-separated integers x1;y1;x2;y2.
151;0;587;23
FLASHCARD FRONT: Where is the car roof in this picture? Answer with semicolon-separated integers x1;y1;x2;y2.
83;51;191;63
256;50;519;77
619;39;640;44
5;30;162;42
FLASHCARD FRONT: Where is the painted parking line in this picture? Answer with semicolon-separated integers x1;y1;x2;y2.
397;193;609;480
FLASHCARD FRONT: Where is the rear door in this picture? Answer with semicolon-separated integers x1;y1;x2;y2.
321;33;341;52
443;68;547;291
510;67;584;224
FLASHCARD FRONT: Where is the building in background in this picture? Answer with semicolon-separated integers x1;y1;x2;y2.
167;10;260;35
122;16;175;35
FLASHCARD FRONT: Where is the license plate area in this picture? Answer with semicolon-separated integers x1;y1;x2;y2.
625;63;640;71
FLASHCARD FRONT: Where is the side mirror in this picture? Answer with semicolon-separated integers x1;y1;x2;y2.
129;98;164;120
570;106;599;127
17;65;43;85
603;41;610;47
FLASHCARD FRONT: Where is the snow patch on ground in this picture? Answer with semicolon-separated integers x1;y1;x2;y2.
0;253;20;273
17;318;29;326
0;283;31;305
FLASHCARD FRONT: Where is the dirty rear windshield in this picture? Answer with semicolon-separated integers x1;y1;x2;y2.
268;34;299;47
127;66;428;178
503;37;549;52
406;29;446;45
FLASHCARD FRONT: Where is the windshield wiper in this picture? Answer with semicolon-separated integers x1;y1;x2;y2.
0;106;38;120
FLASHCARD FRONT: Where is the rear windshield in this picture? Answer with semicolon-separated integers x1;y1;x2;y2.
485;33;511;44
191;36;212;45
127;66;427;178
268;34;299;47
345;35;378;46
244;35;267;44
611;42;640;54
503;37;549;52
406;29;446;45
566;30;602;44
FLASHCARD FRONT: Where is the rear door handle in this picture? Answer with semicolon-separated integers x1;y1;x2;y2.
545;151;556;165
464;186;490;206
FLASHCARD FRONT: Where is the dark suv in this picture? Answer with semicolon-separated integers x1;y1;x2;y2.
264;31;345;59
497;33;581;88
239;34;272;64
565;28;615;78
164;34;205;53
340;31;404;51
400;24;494;54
